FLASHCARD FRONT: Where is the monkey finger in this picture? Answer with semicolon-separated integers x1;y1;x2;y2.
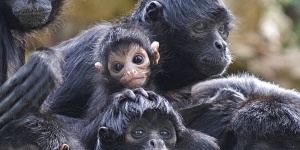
146;91;159;102
133;88;148;98
98;126;109;133
210;88;245;103
27;75;56;109
0;64;44;115
0;73;52;127
112;89;136;107
121;89;136;100
0;60;38;99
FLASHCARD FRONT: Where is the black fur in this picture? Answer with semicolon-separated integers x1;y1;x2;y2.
0;0;234;148
181;74;300;150
46;0;234;118
0;0;64;84
0;0;64;127
0;113;85;150
77;24;161;141
4;1;298;150
128;0;234;91
91;90;220;150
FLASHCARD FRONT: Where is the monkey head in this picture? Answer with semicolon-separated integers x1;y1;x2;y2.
97;92;219;150
95;23;160;89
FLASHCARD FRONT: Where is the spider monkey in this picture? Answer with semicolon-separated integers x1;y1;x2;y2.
93;22;160;94
0;0;64;128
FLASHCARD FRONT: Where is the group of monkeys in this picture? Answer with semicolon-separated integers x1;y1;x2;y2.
1;0;300;150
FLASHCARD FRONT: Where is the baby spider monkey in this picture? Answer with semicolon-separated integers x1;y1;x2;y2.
94;23;160;93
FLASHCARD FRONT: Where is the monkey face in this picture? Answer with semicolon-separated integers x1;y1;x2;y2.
108;45;151;88
124;117;177;149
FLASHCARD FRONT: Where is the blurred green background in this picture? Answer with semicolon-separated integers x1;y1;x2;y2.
25;0;300;90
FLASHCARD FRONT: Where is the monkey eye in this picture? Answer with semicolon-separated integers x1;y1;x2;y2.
112;63;124;72
218;25;226;34
131;129;146;139
160;129;171;139
219;23;232;39
132;55;144;64
193;22;207;33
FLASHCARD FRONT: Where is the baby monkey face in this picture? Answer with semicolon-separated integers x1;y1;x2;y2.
108;45;151;88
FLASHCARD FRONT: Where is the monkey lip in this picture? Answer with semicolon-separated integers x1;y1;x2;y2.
201;57;230;65
124;77;147;88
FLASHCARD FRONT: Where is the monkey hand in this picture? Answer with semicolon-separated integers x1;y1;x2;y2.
111;88;150;105
208;88;245;104
0;47;63;128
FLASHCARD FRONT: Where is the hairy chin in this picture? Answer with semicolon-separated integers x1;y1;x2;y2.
15;11;51;28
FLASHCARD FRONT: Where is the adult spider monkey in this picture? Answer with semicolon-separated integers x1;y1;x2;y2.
0;0;64;128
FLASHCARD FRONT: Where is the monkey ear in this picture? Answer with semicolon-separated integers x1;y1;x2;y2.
96;126;109;150
98;126;119;140
145;1;163;22
95;62;103;72
59;144;70;150
151;41;160;65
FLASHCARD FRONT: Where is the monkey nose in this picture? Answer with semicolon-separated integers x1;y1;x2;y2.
132;70;137;74
148;139;165;148
214;40;227;52
125;70;137;75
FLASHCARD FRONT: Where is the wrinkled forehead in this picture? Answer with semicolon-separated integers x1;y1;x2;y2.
108;43;144;60
111;43;143;55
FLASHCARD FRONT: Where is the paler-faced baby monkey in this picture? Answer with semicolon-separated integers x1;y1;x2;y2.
94;23;160;92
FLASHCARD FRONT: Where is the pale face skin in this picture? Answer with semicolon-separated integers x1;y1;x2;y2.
95;42;159;88
108;44;151;88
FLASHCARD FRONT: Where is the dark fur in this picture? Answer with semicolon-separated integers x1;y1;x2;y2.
46;0;234;118
91;90;220;150
180;74;300;150
127;0;234;91
4;1;298;150
0;0;64;127
83;22;160;129
0;113;85;150
0;0;234;148
0;0;64;84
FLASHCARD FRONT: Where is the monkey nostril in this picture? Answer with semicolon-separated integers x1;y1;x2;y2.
214;41;227;51
149;140;156;147
215;41;223;50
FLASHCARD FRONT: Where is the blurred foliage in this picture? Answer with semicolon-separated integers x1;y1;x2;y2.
25;0;300;90
225;0;300;90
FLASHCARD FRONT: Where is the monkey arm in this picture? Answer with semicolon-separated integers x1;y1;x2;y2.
0;47;63;128
180;74;300;149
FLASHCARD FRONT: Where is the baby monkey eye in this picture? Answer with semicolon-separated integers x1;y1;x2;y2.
160;129;171;139
112;63;124;72
133;55;144;64
131;129;146;139
193;22;207;33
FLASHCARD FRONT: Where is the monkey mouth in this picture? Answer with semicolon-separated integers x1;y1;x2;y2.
201;57;231;66
14;9;52;27
124;77;147;88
